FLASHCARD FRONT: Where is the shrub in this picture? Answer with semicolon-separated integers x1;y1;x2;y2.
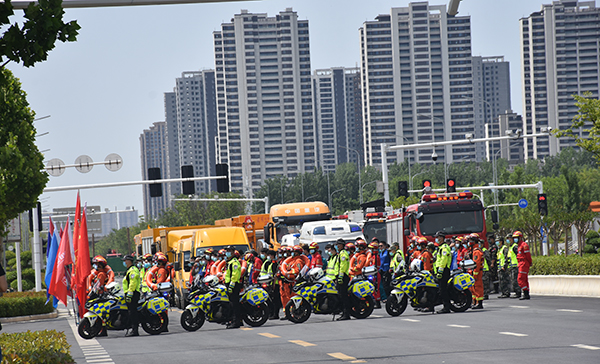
5;251;15;260
0;330;74;364
588;237;600;248
0;290;54;317
20;250;32;263
21;268;35;281
6;271;17;283
531;254;600;275
585;230;599;241
7;258;16;270
583;244;597;254
9;279;35;292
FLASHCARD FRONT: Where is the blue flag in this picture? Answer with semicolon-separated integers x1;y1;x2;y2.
45;229;60;308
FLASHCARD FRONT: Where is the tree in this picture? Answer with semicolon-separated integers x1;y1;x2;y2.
0;68;48;231
0;0;79;68
155;192;247;227
553;93;600;162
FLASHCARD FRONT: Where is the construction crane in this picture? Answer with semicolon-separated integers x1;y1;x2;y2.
448;0;461;16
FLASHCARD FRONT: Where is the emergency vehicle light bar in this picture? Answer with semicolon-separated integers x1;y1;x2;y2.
365;212;385;219
333;215;348;220
422;191;473;202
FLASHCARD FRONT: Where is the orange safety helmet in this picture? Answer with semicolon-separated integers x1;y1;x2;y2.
143;253;152;261
92;255;107;267
455;236;464;243
154;252;167;265
205;248;214;255
417;237;428;245
469;233;480;240
345;242;355;250
309;242;319;250
292;245;303;254
368;241;378;249
356;240;368;249
244;251;254;260
512;231;523;239
218;249;227;256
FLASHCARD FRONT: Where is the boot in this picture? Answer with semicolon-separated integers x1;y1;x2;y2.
471;301;483;310
511;292;521;298
436;307;451;314
336;310;351;321
98;327;107;337
519;290;530;300
498;294;510;298
226;321;241;329
125;327;139;337
374;300;381;309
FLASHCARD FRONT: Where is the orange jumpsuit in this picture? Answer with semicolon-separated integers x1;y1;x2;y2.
86;269;107;297
420;250;434;273
470;247;484;303
349;251;368;277
145;265;170;291
279;255;310;308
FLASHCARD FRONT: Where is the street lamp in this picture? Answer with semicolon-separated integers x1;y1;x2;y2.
492;141;521;211
411;170;429;191
381;133;413;190
330;188;345;213
459;95;494;160
417;113;450;181
339;145;362;205
304;194;318;202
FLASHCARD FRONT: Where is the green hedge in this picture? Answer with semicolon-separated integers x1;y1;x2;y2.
0;291;54;318
531;254;600;275
0;330;73;364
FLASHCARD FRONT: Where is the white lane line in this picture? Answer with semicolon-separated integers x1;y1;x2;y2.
499;331;528;337
448;324;470;328
558;309;583;313
572;344;600;351
401;318;420;322
509;305;529;309
67;319;115;364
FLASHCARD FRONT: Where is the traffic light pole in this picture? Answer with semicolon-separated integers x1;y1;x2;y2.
172;196;270;214
43;175;225;192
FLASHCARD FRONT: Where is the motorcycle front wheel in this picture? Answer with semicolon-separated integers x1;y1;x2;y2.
285;299;311;324
351;296;374;319
385;294;408;317
78;317;102;339
180;309;205;331
449;289;471;312
243;303;269;327
141;312;168;335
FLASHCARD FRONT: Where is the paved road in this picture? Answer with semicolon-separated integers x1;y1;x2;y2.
3;295;599;363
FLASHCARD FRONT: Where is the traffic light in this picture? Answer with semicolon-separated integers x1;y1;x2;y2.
446;178;456;193
216;163;230;193
422;179;432;189
537;193;548;216
398;180;409;198
148;167;162;197
181;165;195;195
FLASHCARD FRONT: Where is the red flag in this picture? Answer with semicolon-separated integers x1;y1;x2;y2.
75;206;92;318
49;216;73;306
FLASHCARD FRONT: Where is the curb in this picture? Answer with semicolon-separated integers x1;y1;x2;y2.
529;275;600;298
0;310;59;323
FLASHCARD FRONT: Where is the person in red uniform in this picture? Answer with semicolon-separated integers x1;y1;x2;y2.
349;240;368;278
204;248;215;275
308;242;323;269
456;237;468;264
421;242;434;273
514;231;532;300
469;234;484;309
145;252;170;291
366;241;381;307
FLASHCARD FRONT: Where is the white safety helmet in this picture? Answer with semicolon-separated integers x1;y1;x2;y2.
308;267;325;281
410;259;423;272
202;275;219;287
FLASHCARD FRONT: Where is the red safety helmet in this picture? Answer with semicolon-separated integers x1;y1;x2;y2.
205;248;214;255
345;242;355;250
512;231;523;239
368;242;378;249
92;255;107;267
309;242;318;250
142;253;152;261
356;240;368;249
417;237;428;245
469;233;480;240
154;252;167;265
292;245;303;254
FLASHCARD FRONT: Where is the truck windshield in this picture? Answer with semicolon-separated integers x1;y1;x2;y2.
276;224;302;242
419;210;484;236
363;221;387;243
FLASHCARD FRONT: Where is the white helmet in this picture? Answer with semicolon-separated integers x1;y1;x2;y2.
410;259;423;272
308;267;325;281
202;275;219;287
106;281;120;295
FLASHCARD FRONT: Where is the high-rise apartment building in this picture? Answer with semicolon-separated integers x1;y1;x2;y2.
313;67;363;172
165;71;218;197
498;111;525;164
472;56;512;160
213;8;316;195
140;122;169;220
360;1;477;167
520;0;600;159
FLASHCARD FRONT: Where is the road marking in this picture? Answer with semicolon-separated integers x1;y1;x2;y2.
289;340;316;347
558;309;583;313
66;319;115;364
401;318;420;322
509;305;529;309
571;344;600;351
499;332;528;337
328;352;356;360
239;327;253;331
258;332;280;338
371;314;383;318
448;324;470;328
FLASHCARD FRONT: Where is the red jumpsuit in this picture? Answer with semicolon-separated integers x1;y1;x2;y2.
366;250;381;301
251;257;263;284
517;241;532;291
279;255;310;308
470;247;484;304
309;252;323;269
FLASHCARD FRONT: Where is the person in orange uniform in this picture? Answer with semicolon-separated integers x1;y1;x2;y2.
145;252;170;291
349;240;368;278
366;241;382;307
421;242;435;273
87;255;111;297
346;242;356;259
279;246;310;314
212;249;228;281
410;237;425;263
515;231;532;300
468;234;484;309
308;242;323;269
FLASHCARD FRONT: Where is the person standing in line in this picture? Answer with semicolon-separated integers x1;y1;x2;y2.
508;234;521;298
515;231;532;300
224;246;242;329
122;255;141;337
497;238;511;298
434;234;453;314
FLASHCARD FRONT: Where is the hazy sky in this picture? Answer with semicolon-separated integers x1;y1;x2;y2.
7;0;577;217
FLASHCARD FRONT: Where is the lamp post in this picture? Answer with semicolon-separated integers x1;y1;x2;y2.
330;188;345;214
304;194;318;202
459;96;493;160
411;170;428;191
492;141;521;212
382;133;412;190
339;145;362;205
